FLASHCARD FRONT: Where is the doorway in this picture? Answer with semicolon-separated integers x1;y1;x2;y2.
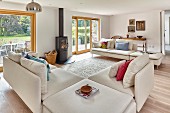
72;16;100;54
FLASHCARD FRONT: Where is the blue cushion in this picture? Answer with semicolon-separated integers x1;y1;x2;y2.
115;42;129;51
25;54;50;81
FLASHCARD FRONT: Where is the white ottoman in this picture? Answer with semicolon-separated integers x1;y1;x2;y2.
130;52;164;69
43;79;136;113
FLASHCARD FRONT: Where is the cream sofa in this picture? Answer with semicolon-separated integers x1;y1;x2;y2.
89;59;154;112
3;57;83;113
91;39;137;60
3;53;154;113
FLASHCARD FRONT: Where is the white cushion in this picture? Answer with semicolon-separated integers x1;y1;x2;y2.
41;68;83;100
123;54;149;88
92;42;101;48
109;60;126;78
89;68;134;97
91;48;110;52
149;53;163;60
116;39;133;50
8;52;21;63
20;58;47;94
27;52;39;57
108;49;134;55
107;39;115;49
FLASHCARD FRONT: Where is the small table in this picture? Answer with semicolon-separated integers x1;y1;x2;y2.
43;79;135;113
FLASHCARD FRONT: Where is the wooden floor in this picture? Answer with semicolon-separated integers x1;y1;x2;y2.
0;53;170;113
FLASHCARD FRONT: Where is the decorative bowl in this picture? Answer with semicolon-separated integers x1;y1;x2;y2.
137;36;143;39
80;85;92;94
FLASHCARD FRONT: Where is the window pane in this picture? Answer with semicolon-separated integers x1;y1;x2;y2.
0;14;31;66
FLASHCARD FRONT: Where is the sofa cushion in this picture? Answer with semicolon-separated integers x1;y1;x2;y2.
107;39;115;49
108;49;134;56
116;39;133;50
115;42;129;51
89;67;134;97
109;60;126;78
8;52;21;63
91;48;110;52
101;42;107;49
92;42;101;48
149;53;163;60
20;58;47;94
41;68;83;100
116;60;132;81
123;54;149;88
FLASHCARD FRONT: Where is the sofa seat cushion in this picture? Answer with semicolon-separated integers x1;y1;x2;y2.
49;64;57;70
42;68;83;100
108;49;134;56
149;53;163;60
91;48;110;52
89;67;134;97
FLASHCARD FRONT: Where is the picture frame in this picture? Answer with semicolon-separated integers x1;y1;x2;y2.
128;26;135;32
136;21;145;31
129;19;135;25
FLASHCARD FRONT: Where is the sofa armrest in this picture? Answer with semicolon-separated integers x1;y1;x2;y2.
3;57;41;113
134;61;154;112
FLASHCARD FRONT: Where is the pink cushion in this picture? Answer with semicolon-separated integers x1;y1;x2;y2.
101;42;107;49
116;60;132;81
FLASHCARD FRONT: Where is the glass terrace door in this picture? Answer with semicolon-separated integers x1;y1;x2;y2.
72;16;100;54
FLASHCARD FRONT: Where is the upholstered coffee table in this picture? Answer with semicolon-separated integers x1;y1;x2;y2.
43;79;136;113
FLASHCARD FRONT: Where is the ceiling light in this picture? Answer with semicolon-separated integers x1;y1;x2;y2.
26;0;42;12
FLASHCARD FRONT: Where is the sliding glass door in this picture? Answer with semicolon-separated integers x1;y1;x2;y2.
72;17;100;54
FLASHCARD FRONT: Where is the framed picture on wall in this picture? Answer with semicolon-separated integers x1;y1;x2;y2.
129;19;135;25
128;26;135;32
136;21;145;31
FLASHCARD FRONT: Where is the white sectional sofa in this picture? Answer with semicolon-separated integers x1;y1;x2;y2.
3;53;154;113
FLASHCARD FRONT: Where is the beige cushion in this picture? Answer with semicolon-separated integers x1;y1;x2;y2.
109;60;126;78
123;54;149;88
149;53;163;60
28;52;39;57
92;42;101;48
89;68;134;97
8;52;21;63
108;49;134;55
116;39;133;50
107;39;115;49
91;48;110;52
42;68;83;100
20;58;47;94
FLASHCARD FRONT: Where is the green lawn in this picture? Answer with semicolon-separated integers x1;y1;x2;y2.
0;36;30;46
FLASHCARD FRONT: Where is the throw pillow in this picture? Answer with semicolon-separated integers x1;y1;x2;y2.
101;42;107;49
116;60;132;81
109;60;126;78
116;39;133;50
8;51;22;63
25;54;50;81
123;54;149;88
107;39;115;49
115;42;129;51
92;42;101;48
20;58;47;94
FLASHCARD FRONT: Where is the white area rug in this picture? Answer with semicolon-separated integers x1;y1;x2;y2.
62;58;116;78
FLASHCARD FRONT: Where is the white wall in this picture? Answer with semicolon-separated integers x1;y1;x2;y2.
64;10;110;57
110;10;161;52
165;14;170;45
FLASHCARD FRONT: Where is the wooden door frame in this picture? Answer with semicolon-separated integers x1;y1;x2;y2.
0;9;36;71
72;16;100;54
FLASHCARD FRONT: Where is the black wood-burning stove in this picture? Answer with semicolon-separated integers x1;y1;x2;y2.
56;8;68;64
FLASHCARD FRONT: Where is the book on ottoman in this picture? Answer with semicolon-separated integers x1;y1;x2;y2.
75;86;99;99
